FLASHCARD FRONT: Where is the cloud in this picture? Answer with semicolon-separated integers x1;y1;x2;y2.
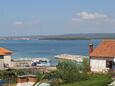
13;20;40;26
13;21;23;25
72;11;115;24
77;12;108;20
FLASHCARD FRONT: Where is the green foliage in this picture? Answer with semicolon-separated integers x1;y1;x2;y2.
60;74;112;86
56;61;87;83
0;69;40;84
36;72;45;80
82;58;90;72
44;71;61;79
15;69;26;76
0;69;17;83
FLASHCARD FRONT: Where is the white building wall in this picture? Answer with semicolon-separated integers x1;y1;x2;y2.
4;55;12;67
90;58;107;72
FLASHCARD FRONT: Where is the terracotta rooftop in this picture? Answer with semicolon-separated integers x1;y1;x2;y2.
0;47;12;55
0;52;6;55
90;40;115;57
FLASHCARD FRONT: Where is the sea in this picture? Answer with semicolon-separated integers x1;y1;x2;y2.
0;39;101;65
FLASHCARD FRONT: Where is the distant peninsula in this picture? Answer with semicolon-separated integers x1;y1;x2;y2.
0;33;115;40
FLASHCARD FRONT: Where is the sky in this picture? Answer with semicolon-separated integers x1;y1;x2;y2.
0;0;115;36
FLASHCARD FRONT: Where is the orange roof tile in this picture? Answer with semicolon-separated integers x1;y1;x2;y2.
90;40;115;57
0;52;6;55
0;47;12;55
0;47;12;53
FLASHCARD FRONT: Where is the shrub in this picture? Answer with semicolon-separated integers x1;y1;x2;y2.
36;72;45;80
82;58;90;72
60;74;112;86
56;61;87;83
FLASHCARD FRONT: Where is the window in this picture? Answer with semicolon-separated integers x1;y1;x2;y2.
0;56;3;59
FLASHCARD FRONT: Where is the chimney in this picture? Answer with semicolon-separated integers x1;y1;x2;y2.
89;43;93;54
17;76;27;83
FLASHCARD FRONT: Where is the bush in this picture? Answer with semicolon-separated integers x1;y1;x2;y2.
56;61;88;83
36;72;45;80
0;69;17;84
60;74;112;86
82;58;90;72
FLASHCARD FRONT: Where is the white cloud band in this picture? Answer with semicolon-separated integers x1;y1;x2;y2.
77;12;108;20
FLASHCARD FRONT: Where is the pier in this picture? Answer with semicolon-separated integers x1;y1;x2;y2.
55;54;88;62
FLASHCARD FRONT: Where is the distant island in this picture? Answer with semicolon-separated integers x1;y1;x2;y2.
0;33;115;40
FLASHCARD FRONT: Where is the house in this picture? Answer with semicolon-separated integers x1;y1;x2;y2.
0;47;12;69
89;40;115;72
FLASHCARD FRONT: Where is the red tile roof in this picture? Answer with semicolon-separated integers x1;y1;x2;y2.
0;47;12;55
0;52;7;55
90;40;115;57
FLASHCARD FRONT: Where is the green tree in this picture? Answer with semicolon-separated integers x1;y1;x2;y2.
82;58;90;72
56;61;87;83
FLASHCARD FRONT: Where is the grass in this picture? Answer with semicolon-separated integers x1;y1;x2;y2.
60;74;112;86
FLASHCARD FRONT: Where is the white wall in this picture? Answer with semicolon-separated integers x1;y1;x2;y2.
90;58;107;72
4;55;12;67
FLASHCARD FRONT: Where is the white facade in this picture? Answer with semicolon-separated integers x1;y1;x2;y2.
90;58;109;72
4;55;12;67
0;55;12;69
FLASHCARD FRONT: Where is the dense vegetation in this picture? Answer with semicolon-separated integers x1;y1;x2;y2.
60;74;112;86
44;59;112;86
0;68;40;84
0;59;113;86
39;37;91;40
56;61;88;83
2;33;115;40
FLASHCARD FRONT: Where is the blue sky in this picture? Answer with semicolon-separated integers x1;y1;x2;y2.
0;0;115;36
